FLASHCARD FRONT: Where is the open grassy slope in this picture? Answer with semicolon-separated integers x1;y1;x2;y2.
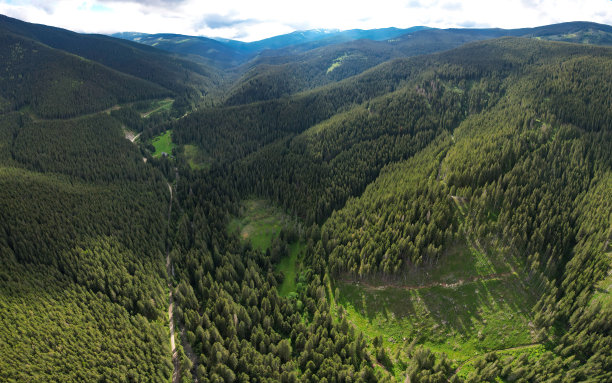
227;199;290;251
333;242;539;361
142;98;174;118
152;130;176;158
227;199;304;297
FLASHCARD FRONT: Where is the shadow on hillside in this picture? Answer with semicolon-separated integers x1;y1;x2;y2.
337;274;535;346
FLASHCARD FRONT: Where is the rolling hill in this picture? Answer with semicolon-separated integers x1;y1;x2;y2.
0;30;170;118
0;15;223;99
225;22;612;105
112;27;429;68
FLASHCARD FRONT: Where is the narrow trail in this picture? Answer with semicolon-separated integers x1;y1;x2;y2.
142;99;173;118
344;271;514;293
125;131;141;143
180;327;198;372
165;172;198;382
167;260;179;383
28;105;121;122
166;182;179;383
171;170;199;373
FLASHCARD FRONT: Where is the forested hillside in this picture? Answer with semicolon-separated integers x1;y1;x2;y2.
165;37;611;382
111;32;250;68
223;29;506;105
170;22;612;106
113;27;429;69
1;15;611;383
0;31;170;118
0;110;173;380
0;15;224;110
0;17;195;380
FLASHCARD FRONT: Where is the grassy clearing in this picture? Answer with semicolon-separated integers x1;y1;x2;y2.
228;199;302;296
151;130;175;158
228;199;289;252
142;98;174;118
331;239;539;382
592;273;612;308
336;273;537;362
277;242;304;297
591;251;612;309
183;144;209;171
326;53;350;74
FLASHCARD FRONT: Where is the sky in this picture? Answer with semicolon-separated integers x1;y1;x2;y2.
1;0;611;42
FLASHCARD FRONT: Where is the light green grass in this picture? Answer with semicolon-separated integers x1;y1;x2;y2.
277;243;303;297
331;239;539;382
591;250;612;309
228;199;289;252
327;53;350;74
184;144;209;171
151;130;175;158
336;274;537;362
228;199;302;296
142;99;174;118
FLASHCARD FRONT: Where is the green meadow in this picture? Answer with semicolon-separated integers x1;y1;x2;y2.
151;130;175;158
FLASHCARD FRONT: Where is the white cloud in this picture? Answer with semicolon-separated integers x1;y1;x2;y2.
0;0;610;41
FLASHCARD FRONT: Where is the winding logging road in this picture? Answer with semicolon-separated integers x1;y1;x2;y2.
166;182;179;383
344;271;514;293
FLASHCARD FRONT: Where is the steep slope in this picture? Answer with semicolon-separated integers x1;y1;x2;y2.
0;15;222;98
173;38;611;222
223;29;501;106
0;30;170;118
0;111;173;380
228;36;611;239
171;51;432;163
0;18;182;379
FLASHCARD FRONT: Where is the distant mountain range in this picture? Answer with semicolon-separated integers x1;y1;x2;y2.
112;22;612;68
112;27;430;67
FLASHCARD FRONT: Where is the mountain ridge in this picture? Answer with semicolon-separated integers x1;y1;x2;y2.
111;21;612;69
